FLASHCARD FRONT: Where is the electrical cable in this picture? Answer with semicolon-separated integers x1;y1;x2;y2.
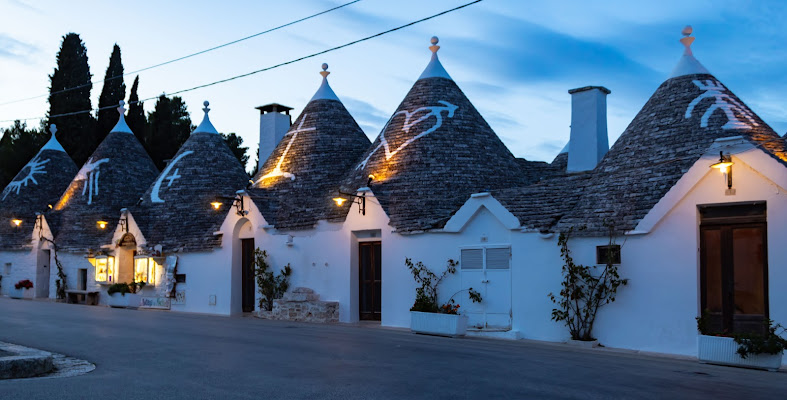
0;0;362;107
0;0;483;124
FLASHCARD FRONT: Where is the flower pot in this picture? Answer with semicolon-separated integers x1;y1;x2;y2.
10;287;34;300
698;334;783;371
410;311;468;337
106;292;141;308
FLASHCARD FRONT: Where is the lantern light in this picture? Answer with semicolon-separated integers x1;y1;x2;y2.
97;220;108;229
333;197;347;207
11;219;22;227
211;201;223;210
709;151;734;189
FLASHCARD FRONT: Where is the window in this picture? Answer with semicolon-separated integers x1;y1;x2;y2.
175;274;186;283
133;257;161;285
4;263;10;275
94;256;115;283
461;247;510;270
596;245;621;265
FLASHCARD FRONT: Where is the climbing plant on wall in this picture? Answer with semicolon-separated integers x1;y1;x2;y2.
253;248;292;311
548;221;628;341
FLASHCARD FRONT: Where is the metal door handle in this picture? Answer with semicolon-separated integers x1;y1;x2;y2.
482;280;489;283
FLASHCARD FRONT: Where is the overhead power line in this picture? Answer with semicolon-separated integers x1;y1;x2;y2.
0;0;483;124
0;0;362;107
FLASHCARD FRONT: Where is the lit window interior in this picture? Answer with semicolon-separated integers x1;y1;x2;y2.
134;257;160;285
94;256;115;283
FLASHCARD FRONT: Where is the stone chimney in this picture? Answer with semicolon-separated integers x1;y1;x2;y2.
256;103;292;172
567;86;610;172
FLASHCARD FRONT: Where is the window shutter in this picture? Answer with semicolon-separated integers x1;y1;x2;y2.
486;247;510;269
461;249;483;269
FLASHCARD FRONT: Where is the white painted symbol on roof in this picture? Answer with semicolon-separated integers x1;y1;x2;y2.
259;115;316;182
1;155;50;201
75;157;110;205
150;150;194;203
357;100;458;169
686;79;758;130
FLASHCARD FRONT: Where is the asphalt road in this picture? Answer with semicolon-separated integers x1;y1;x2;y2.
0;298;785;399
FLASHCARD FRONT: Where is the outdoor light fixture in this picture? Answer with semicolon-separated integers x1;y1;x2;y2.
97;220;108;229
119;212;130;233
710;151;734;189
333;192;367;215
211;195;247;216
11;218;22;228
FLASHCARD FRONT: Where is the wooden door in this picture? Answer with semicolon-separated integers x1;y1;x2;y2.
36;250;50;298
241;238;256;313
359;241;381;320
700;203;768;334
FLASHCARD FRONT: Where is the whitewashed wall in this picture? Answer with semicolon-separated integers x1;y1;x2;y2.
0;250;36;297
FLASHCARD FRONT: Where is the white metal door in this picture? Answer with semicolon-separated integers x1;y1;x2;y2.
460;246;512;330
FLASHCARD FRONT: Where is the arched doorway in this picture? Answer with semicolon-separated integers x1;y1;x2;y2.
116;233;137;284
231;218;254;314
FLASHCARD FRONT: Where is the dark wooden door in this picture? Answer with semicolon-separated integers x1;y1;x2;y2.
241;238;256;313
700;203;768;334
359;241;382;321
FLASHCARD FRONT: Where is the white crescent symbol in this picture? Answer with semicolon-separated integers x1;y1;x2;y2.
150;151;194;203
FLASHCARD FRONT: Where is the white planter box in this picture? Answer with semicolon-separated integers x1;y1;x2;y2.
106;293;141;308
10;287;34;300
410;311;468;337
698;334;783;371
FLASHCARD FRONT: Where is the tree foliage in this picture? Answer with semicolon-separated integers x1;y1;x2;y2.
0;121;47;189
221;132;249;174
127;75;147;147
406;258;481;314
549;223;628;341
46;33;95;167
95;44;126;145
146;95;192;170
253;249;292;311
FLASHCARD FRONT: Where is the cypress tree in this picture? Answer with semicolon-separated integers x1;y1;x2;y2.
146;95;192;170
46;33;94;167
95;44;126;145
127;75;147;148
220;132;249;175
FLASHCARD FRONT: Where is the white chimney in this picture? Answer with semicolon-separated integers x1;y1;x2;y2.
256;103;292;172
567;86;610;172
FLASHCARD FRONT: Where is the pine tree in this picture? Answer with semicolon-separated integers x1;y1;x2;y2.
0;121;47;190
127;75;147;149
146;95;192;170
220;132;250;175
95;44;126;145
46;33;94;167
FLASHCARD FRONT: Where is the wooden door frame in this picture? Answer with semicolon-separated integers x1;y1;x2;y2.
699;202;768;333
358;241;381;321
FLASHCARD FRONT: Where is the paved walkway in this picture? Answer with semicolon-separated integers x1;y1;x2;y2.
0;298;784;399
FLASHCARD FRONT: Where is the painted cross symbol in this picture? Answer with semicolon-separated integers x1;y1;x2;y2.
150;150;193;203
357;100;458;169
686;79;758;130
166;169;181;187
259;115;316;182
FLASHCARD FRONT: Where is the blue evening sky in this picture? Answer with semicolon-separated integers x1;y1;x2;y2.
1;0;785;167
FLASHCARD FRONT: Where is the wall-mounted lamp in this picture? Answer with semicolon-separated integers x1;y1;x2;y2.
11;218;22;228
97;220;108;229
710;151;734;189
333;192;367;215
211;196;247;216
119;211;129;233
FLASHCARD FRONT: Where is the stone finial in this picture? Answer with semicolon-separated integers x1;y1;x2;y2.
117;100;127;115
680;25;695;55
203;100;210;114
49;124;57;135
320;63;330;78
429;36;440;54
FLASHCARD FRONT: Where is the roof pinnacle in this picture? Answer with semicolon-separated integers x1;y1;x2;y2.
194;100;219;134
320;63;330;78
203;100;210;114
429;36;440;54
110;100;133;134
49;124;57;135
680;25;695;56
309;62;340;102
117;100;126;115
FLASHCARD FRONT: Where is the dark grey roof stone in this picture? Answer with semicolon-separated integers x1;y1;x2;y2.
494;173;592;231
342;77;533;233
132;131;250;252
0;147;77;249
250;98;370;230
557;73;787;236
50;131;158;252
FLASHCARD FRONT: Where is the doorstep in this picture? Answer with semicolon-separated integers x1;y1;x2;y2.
466;329;521;340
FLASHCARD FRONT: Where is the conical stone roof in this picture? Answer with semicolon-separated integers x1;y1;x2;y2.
132;101;250;252
557;29;787;235
249;64;371;230
0;126;77;249
51;102;159;251
343;37;530;233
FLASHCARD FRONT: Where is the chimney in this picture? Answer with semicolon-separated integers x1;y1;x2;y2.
256;103;293;172
566;86;610;172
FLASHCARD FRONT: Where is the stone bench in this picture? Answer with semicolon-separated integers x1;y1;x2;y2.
65;290;99;306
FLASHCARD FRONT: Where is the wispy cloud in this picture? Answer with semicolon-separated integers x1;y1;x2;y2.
0;34;39;62
342;96;390;138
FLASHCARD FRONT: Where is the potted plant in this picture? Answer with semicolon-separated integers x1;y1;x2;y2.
106;282;144;308
696;311;786;371
407;258;482;337
10;279;34;300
